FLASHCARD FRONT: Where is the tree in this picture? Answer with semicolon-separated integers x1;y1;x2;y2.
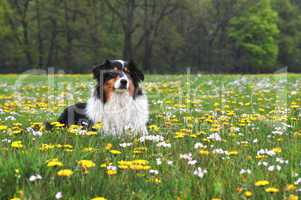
273;0;301;70
228;0;279;72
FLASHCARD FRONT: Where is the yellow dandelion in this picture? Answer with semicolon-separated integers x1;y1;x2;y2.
57;169;73;177
285;184;296;191
77;160;96;168
11;141;23;149
243;191;252;198
199;149;209;156
288;194;299;200
105;143;112;150
255;180;270;186
47;159;64;167
91;197;107;200
110;150;121;155
265;187;279;193
0;125;8;131
272;147;282;154
107;169;117;175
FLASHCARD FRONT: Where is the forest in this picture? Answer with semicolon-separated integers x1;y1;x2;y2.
0;0;300;73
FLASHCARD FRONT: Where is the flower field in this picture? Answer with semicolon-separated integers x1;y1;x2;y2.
0;74;300;200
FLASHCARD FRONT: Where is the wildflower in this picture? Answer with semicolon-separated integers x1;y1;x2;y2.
255;180;270;186
285;184;296;191
78;160;96;168
110;150;121;155
10;198;21;200
91;197;107;200
55;192;63;199
47;159;63;167
105;143;112;150
265;187;279;193
149;169;159;175
288;195;299;200
199;149;209;156
119;143;132;148
50;121;65;127
57;169;73;177
11;141;23;149
29;174;42;182
0;125;8;131
167;160;173;165
239;169;251;175
243;191;252;198
193;167;207;178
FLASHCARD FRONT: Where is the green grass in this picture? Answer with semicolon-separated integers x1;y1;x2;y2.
0;74;300;200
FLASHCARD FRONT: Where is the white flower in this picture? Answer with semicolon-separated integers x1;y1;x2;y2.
167;160;173;165
5;116;16;121
295;178;301;185
29;174;42;182
193;167;207;178
253;139;258;143
188;160;197;165
268;165;275;172
207;133;222;141
156;158;162;165
194;142;206;149
180;153;192;161
55;192;63;199
156;141;171;148
139;135;164;143
119;143;132;148
239;169;251;175
107;165;117;171
149;169;159;175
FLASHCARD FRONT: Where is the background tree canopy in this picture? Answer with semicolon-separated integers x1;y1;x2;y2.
0;0;300;73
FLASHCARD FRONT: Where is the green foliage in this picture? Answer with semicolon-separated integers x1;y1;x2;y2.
228;0;279;71
0;0;300;72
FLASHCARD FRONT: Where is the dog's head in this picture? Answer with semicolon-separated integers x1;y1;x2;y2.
92;59;144;102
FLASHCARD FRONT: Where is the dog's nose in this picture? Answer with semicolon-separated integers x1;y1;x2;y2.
120;79;127;86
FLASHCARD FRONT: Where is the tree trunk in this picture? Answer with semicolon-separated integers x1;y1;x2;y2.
36;0;43;68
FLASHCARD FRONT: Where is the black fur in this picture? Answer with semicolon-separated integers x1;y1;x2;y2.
45;103;93;130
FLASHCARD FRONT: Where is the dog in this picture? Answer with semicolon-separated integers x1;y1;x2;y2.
49;59;149;135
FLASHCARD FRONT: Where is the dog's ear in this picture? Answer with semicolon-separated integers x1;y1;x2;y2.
92;60;111;81
127;60;144;85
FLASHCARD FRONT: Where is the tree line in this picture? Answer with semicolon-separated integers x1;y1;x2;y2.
0;0;300;73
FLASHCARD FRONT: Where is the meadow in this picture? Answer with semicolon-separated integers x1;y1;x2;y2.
0;74;300;200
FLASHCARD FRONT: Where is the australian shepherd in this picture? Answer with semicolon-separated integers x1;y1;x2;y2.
51;59;149;135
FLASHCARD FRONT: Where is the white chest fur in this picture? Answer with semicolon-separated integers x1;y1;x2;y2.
86;92;149;135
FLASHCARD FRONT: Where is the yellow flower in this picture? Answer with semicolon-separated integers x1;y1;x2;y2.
272;147;282;154
107;169;117;175
211;198;221;200
10;198;21;200
57;169;73;177
243;191;252;198
11;141;23;149
199;149;209;156
255;180;270;186
77;160;96;168
285;184;296;191
91;197;107;200
265;187;279;193
228;150;238;156
86;131;97;136
105;143;112;150
288;194;299;200
47;159;64;167
110;150;121;155
50;121;65;127
0;125;8;131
